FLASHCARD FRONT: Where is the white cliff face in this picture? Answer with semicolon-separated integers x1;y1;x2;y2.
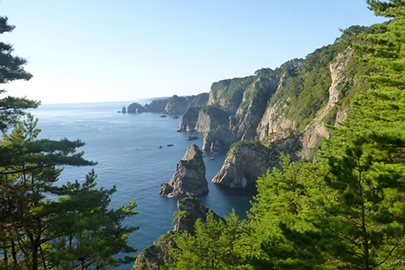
313;48;353;125
299;48;353;159
256;48;354;160
256;99;295;142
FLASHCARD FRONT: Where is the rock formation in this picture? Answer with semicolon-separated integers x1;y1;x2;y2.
159;144;208;197
212;141;274;188
127;102;145;113
185;135;199;141
173;197;220;232
210;48;361;187
133;198;220;270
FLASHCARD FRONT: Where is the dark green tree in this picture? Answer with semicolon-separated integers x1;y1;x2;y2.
0;16;38;131
0;16;139;270
49;170;138;270
306;1;405;268
0;115;96;270
166;210;248;270
248;154;334;270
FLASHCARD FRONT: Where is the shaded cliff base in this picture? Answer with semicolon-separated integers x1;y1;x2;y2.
123;93;209;115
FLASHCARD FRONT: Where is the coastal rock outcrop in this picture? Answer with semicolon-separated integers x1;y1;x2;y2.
127;93;209;115
212;141;276;188
173;197;220;232
133;198;220;270
159;144;208;197
211;136;301;188
127;102;146;113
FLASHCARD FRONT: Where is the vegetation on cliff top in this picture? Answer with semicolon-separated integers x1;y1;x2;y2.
163;1;405;269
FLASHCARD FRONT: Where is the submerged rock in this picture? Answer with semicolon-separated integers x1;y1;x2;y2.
159;144;208;197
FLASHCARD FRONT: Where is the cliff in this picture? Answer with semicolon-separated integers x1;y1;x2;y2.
126;93;209;115
178;35;372;188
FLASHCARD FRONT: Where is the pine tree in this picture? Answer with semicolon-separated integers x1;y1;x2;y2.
0;16;139;270
0;115;96;270
49;170;138;269
248;154;332;269
309;1;405;268
0;17;38;131
166;210;248;270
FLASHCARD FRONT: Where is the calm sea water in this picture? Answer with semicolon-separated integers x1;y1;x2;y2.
29;101;256;269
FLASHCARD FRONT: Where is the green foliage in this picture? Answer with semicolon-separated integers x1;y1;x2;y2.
0;17;38;132
268;43;349;131
165;4;405;268
210;76;256;112
50;170;138;269
0;115;138;270
182;106;201;123
0;16;139;270
166;210;249;270
248;154;332;269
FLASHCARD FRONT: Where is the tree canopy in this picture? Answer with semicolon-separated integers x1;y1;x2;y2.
0;16;139;270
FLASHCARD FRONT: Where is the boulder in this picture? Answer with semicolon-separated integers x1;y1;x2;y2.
159;183;173;195
159;144;208;197
186;135;199;141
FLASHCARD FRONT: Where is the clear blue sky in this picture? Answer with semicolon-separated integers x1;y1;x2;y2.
1;0;387;104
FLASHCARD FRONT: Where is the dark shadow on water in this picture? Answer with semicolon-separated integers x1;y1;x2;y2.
212;182;258;197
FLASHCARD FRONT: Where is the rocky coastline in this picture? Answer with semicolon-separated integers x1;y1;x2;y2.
130;42;372;269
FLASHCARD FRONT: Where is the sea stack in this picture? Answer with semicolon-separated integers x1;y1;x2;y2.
159;144;208;197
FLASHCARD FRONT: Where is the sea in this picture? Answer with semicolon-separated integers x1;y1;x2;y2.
29;101;257;269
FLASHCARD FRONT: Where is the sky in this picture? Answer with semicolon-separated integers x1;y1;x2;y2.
1;0;388;104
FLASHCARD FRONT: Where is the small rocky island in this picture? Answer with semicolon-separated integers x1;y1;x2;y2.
159;144;208;197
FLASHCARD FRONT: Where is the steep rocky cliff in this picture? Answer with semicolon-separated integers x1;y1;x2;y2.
176;38;372;188
211;45;372;187
178;72;280;150
159;144;208;197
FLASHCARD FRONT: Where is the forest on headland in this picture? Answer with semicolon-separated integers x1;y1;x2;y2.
2;0;405;269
